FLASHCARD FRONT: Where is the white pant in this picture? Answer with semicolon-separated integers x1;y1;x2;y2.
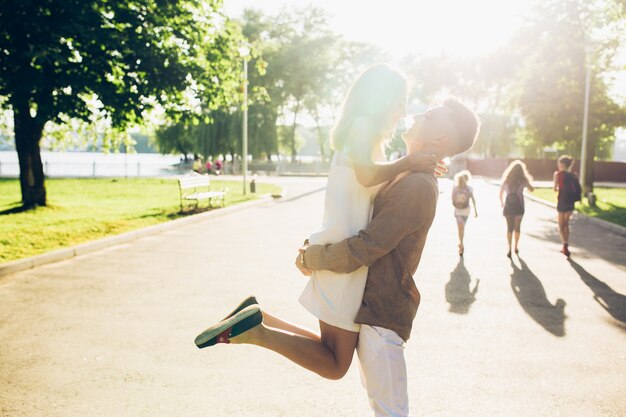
357;325;409;417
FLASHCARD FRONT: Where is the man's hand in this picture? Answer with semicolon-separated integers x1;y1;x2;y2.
295;247;312;276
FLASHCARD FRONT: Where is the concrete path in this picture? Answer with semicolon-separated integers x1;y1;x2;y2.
1;177;624;417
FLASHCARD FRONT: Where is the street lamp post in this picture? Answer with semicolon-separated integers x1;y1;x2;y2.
239;45;250;196
580;41;597;205
580;51;592;197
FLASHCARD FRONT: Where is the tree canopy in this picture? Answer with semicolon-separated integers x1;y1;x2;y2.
154;5;386;163
1;0;624;200
0;0;243;206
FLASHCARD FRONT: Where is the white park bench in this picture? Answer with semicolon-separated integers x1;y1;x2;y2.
178;176;226;212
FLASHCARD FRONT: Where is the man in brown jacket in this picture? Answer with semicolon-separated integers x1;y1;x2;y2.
297;98;479;416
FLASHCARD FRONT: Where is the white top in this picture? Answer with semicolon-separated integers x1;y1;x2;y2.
299;150;382;332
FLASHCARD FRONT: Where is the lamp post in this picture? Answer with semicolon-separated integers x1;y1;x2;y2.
580;50;591;196
239;45;251;196
580;41;597;203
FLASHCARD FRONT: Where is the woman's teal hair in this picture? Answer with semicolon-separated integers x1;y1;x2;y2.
331;64;407;153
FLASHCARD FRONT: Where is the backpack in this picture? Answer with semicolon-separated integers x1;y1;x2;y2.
562;172;582;202
503;184;524;216
452;187;471;209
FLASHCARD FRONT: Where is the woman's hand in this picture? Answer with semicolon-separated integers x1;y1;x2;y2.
407;152;438;172
407;152;448;177
434;161;449;177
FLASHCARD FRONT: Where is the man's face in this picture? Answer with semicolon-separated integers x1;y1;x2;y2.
403;105;453;146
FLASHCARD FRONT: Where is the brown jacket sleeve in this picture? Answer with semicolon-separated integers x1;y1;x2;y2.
304;175;436;273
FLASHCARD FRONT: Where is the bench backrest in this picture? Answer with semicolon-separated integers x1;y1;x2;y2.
178;176;211;190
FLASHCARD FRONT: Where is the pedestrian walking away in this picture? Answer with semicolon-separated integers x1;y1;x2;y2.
553;154;581;258
451;170;478;256
499;160;535;258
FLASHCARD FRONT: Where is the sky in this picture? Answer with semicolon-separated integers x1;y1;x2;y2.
222;0;535;59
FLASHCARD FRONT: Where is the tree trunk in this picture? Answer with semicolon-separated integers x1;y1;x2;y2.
290;100;300;163
14;101;46;207
312;107;327;162
582;134;596;194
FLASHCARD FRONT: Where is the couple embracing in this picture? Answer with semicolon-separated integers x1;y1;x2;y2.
195;64;479;417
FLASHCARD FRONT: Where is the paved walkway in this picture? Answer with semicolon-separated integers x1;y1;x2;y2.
1;178;624;417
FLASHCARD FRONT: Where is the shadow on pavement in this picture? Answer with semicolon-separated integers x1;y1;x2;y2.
445;258;479;314
527;216;626;269
568;259;626;327
276;186;326;203
510;257;567;337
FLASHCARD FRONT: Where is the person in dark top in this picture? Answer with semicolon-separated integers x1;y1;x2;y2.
553;155;580;257
499;160;535;258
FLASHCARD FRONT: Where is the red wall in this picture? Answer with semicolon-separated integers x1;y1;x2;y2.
466;158;626;182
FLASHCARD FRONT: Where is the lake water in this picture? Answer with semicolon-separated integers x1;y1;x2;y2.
0;151;184;178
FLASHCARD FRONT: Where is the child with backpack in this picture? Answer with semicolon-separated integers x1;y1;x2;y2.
452;170;478;256
554;155;582;257
499;160;535;258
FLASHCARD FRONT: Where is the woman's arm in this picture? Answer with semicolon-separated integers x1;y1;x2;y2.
499;185;505;207
471;194;478;217
526;183;535;192
553;171;559;191
352;154;438;188
344;117;438;187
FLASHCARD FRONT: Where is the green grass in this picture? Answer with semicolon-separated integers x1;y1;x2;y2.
0;178;281;263
532;187;626;228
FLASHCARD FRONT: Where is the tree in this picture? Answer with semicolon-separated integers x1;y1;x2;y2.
0;0;242;207
151;6;389;164
509;0;626;174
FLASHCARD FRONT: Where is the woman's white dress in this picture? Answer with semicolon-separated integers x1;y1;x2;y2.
299;150;382;332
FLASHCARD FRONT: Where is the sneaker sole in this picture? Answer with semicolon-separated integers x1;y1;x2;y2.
194;305;262;349
221;295;258;321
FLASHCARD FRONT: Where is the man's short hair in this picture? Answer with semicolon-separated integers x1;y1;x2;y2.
444;97;480;156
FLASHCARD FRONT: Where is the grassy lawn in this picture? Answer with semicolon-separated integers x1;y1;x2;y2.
532;187;626;228
0;177;281;263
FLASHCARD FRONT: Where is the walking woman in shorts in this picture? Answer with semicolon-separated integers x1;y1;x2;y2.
499;160;534;257
554;155;580;257
451;170;478;256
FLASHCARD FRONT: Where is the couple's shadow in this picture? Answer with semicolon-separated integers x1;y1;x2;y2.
510;257;566;337
445;258;479;314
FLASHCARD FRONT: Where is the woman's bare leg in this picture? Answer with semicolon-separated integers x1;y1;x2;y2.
557;212;567;243
262;312;320;340
457;221;465;253
231;319;358;380
513;216;523;252
506;231;513;255
562;211;572;243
